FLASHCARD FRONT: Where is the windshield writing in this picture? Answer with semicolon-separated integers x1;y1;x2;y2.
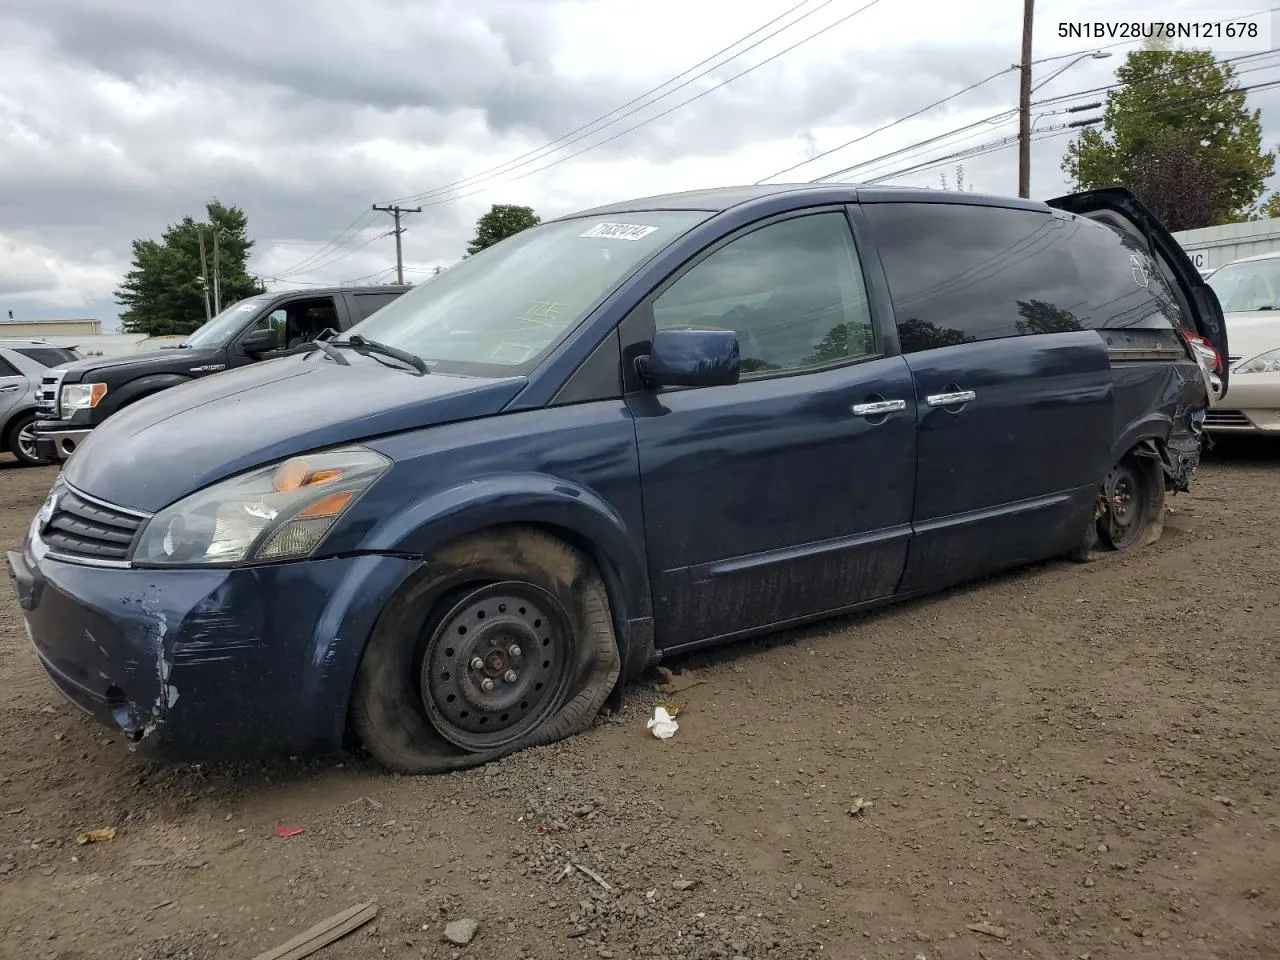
184;295;273;348
341;212;706;375
1206;259;1280;313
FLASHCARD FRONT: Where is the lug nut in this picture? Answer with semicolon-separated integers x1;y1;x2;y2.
480;677;495;692
503;669;518;684
470;657;484;670
508;644;522;658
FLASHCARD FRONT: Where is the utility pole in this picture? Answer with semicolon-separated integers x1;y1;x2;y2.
197;227;213;323
211;226;224;313
1017;0;1035;198
372;204;422;285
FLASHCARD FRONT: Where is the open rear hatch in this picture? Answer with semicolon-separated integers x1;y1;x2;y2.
1047;187;1229;394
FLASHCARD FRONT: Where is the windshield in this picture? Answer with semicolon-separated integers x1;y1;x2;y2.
1206;258;1280;313
184;295;273;348
341;211;707;375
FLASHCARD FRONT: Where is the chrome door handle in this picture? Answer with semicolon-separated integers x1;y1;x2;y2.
0;384;19;393
926;390;976;407
851;399;907;416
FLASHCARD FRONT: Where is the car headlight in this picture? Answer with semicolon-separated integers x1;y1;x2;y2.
132;445;390;567
1235;347;1280;374
60;382;107;414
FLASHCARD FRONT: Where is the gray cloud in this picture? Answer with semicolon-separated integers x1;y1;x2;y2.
4;0;1277;327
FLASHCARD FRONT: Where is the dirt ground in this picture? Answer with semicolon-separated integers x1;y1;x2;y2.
1;445;1278;960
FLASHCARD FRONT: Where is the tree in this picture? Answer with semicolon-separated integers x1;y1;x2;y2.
465;204;540;256
116;202;265;335
1061;46;1274;229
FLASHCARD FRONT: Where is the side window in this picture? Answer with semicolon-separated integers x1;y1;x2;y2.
862;203;1087;353
653;212;875;377
352;293;400;320
1065;219;1190;330
15;347;79;368
243;298;340;348
0;354;20;378
245;308;288;348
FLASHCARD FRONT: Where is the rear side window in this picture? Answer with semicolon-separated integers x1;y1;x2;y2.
352;293;401;320
0;354;19;378
15;347;79;367
1065;219;1190;330
863;202;1088;353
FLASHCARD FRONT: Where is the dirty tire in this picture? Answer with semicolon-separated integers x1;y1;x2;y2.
6;412;50;467
1071;451;1166;562
350;526;620;775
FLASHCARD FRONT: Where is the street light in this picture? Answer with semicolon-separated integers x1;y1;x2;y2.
1032;50;1113;93
1019;50;1112;197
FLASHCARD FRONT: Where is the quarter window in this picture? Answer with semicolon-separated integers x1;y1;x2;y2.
653;212;875;377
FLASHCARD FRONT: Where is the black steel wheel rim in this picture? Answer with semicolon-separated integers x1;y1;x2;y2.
419;581;575;752
1101;462;1144;549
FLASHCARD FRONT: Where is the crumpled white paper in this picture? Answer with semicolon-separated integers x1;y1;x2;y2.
646;706;679;739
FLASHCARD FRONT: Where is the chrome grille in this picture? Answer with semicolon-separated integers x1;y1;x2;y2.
1204;409;1251;427
40;485;149;564
1228;354;1243;365
35;371;63;416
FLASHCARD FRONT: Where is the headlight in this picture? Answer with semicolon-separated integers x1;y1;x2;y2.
1235;347;1280;374
60;382;107;413
132;445;390;567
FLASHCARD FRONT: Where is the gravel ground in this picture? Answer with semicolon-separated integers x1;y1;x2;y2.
0;443;1277;960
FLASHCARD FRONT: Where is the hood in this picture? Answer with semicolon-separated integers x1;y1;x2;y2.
1223;312;1280;365
59;346;220;381
63;352;527;512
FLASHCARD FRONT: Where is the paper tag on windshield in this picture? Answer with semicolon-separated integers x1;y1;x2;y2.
580;222;658;241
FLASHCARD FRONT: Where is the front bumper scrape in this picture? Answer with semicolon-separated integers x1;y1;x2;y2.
7;545;422;759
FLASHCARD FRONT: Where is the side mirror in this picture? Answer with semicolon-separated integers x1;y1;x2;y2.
639;327;740;388
240;328;280;356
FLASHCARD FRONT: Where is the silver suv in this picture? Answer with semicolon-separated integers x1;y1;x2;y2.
0;340;82;466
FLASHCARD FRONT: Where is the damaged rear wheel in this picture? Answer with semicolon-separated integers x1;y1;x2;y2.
350;526;621;775
1071;451;1166;562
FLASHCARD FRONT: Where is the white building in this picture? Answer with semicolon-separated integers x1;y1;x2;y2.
1173;218;1280;273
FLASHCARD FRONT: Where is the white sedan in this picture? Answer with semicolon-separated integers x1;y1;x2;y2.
1202;251;1280;435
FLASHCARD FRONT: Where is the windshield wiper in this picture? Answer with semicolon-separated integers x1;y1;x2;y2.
276;338;350;366
331;335;427;374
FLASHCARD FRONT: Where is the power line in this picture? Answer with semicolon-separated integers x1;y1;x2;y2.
382;0;843;207
809;50;1280;183
861;74;1280;184
756;64;1019;183
259;229;392;283
265;0;853;281
393;0;889;213
770;20;1280;186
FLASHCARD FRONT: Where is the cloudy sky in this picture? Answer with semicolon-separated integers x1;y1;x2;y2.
2;0;1278;330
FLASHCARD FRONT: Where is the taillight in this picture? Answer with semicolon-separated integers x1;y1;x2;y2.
1182;331;1222;373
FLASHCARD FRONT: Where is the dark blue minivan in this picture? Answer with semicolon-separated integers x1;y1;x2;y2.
7;184;1225;773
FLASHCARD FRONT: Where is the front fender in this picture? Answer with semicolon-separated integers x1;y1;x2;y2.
101;374;195;418
356;472;653;626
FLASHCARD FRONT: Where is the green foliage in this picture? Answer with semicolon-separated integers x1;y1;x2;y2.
465;204;541;256
116;202;265;336
1061;47;1274;229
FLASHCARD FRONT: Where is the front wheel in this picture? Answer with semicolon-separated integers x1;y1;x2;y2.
7;413;52;467
1071;452;1166;562
350;527;621;774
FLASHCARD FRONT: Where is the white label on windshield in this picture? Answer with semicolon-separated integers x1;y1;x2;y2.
580;222;658;241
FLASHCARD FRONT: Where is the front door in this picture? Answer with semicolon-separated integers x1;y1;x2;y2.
0;353;27;429
624;208;918;649
857;199;1115;593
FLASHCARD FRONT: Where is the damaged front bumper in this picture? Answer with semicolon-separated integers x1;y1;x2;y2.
5;540;419;761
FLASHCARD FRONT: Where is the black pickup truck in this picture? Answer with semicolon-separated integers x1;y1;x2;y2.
33;285;409;461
